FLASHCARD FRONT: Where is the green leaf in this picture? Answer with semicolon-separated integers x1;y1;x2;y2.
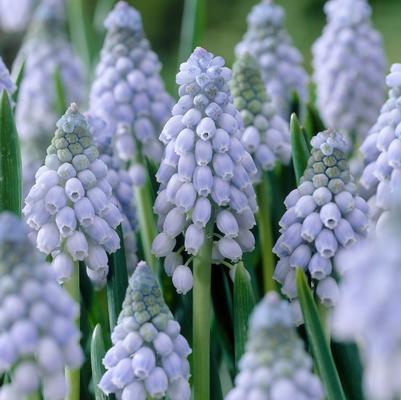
53;67;68;117
289;90;301;117
304;102;325;142
290;113;310;185
178;0;205;63
296;269;346;400
90;324;108;400
12;60;25;105
233;262;256;365
106;224;128;330
0;91;22;216
210;323;224;400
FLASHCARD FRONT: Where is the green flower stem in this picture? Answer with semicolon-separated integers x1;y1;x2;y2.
27;392;41;400
255;172;276;293
193;224;213;400
64;262;80;400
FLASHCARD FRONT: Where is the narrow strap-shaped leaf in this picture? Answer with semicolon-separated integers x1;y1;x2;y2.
53;67;68;117
289;90;301;117
296;269;346;400
290;113;310;185
302;126;312;152
90;324;108;400
12;60;25;105
0;91;22;216
178;0;205;63
304;102;325;141
210;323;224;400
234;262;256;365
106;224;128;330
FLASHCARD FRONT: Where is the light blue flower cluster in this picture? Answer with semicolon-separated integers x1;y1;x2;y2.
235;0;308;119
0;212;83;400
0;56;15;97
89;1;173;171
359;64;401;229
231;53;291;179
226;292;323;400
23;104;122;288
0;0;36;32
273;130;369;306
312;0;386;141
13;0;85;193
99;261;191;400
333;209;401;400
151;47;258;294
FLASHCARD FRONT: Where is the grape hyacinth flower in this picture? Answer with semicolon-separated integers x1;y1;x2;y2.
0;212;83;400
0;0;36;32
226;292;324;400
333;209;401;400
273;130;369;306
12;0;85;193
86;112;138;273
231;52;291;179
23;103;122;288
235;0;308;119
312;0;386;141
99;261;191;400
359;64;401;229
151;47;258;294
89;0;173;167
0;56;15;97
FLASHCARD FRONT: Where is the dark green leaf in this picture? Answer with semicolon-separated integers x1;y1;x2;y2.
53;67;68;116
289;90;301;117
296;269;346;400
210;323;224;400
90;324;108;400
233;262;256;364
0;91;22;216
304;102;325;142
12;60;25;105
107;224;128;330
290;113;310;185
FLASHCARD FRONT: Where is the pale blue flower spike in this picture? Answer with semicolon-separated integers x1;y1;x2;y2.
151;47;258;294
99;261;191;400
226;292;324;400
0;211;83;400
23;104;123;289
89;1;173;167
273;130;369;307
312;0;387;141
12;0;85;194
0;0;36;32
235;0;308;119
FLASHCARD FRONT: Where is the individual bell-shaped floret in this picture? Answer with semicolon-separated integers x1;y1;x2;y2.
273;130;369;306
226;292;324;400
231;52;291;179
359;64;401;228
333;208;401;400
99;261;191;400
312;0;386;141
0;56;15;97
0;0;36;32
151;47;258;293
235;0;308;119
23;104;123;288
12;0;85;193
89;1;173;166
0;212;83;400
86;112;138;273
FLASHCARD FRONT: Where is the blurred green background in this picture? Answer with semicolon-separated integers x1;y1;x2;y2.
1;0;400;95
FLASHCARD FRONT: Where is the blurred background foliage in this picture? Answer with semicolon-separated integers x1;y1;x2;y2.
1;0;400;95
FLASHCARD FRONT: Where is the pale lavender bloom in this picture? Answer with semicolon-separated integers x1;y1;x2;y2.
273;130;369;306
235;0;308;118
99;261;191;400
0;0;36;32
312;0;386;141
0;212;83;400
226;292;324;400
0;57;15;97
151;47;258;293
89;1;173;166
333;209;401;400
23;104;122;288
12;0;85;193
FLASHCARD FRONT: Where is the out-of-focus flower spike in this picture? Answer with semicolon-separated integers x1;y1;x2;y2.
0;0;36;32
23;104;122;288
99;261;191;400
312;0;386;141
226;292;324;400
0;57;15;98
0;211;83;399
235;0;308;119
273;130;369;306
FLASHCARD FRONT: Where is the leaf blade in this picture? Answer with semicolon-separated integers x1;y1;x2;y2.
90;324;108;400
290;113;310;185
